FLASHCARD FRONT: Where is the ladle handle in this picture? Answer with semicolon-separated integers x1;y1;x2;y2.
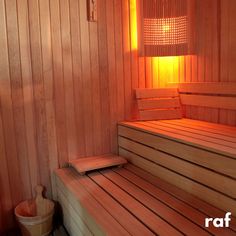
35;185;44;200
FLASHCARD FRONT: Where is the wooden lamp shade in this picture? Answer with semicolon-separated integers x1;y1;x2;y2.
137;0;195;57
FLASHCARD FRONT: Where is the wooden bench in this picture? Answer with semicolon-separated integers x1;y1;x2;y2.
55;165;236;236
117;83;236;216
118;121;236;216
55;83;236;235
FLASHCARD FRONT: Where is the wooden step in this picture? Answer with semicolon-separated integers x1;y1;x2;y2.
69;154;127;175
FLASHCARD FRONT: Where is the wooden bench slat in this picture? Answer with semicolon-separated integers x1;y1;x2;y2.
148;121;236;148
89;171;182;236
136;88;179;99
160;119;236;143
119;148;236;216
57;189;93;236
122;121;236;158
137;97;180;110
180;94;236;110
124;164;236;232
114;167;235;236
102;169;210;236
55;165;236;235
55;172;106;236
75;171;154;236
119;136;236;198
55;168;130;236
118;125;236;178
180;119;236;137
139;108;182;121
169;82;236;95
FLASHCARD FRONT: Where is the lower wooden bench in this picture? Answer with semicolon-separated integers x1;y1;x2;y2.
118;118;236;216
55;165;236;236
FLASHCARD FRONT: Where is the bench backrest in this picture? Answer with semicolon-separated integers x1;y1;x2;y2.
135;88;182;120
169;82;236;110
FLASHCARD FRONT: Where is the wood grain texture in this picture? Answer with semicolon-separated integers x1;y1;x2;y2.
136;88;179;99
138;97;180;110
139;108;182;121
1;0;236;232
0;0;162;231
170;82;236;95
55;166;236;235
118;121;236;214
180;94;236;110
0;0;145;231
69;154;127;174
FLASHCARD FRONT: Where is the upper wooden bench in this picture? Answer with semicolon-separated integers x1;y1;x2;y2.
118;119;236;217
118;83;236;215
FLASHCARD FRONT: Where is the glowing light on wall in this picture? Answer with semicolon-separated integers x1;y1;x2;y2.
130;0;138;50
152;56;180;87
129;0;187;86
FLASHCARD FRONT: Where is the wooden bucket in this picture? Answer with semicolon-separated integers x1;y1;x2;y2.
15;186;54;236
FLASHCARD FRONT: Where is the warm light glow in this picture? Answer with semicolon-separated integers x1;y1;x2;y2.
162;24;170;33
130;0;138;50
152;56;180;87
144;16;188;45
129;0;183;87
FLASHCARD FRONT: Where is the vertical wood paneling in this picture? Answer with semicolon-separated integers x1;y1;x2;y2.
5;0;32;200
0;0;22;211
79;0;94;155
122;0;132;120
50;0;68;166
187;0;236;126
70;0;86;157
28;0;52;197
114;0;125;123
106;0;117;153
1;0;236;232
220;0;236;125
130;0;139;119
17;0;39;198
60;0;79;160
89;14;102;156
0;103;13;230
39;0;58;199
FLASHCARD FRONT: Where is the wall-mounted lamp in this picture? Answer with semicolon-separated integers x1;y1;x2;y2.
137;0;195;57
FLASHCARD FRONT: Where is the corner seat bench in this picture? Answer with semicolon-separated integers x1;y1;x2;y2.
118;118;236;217
55;164;236;236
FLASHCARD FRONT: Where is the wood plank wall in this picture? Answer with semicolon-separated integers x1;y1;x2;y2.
148;0;236;125
0;0;235;232
182;0;236;126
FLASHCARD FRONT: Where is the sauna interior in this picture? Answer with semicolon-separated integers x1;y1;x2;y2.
0;0;236;235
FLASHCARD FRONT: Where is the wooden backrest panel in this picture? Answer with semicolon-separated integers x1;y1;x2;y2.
135;88;182;121
169;82;236;95
181;94;236;110
136;88;179;99
169;82;236;110
137;97;180;110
